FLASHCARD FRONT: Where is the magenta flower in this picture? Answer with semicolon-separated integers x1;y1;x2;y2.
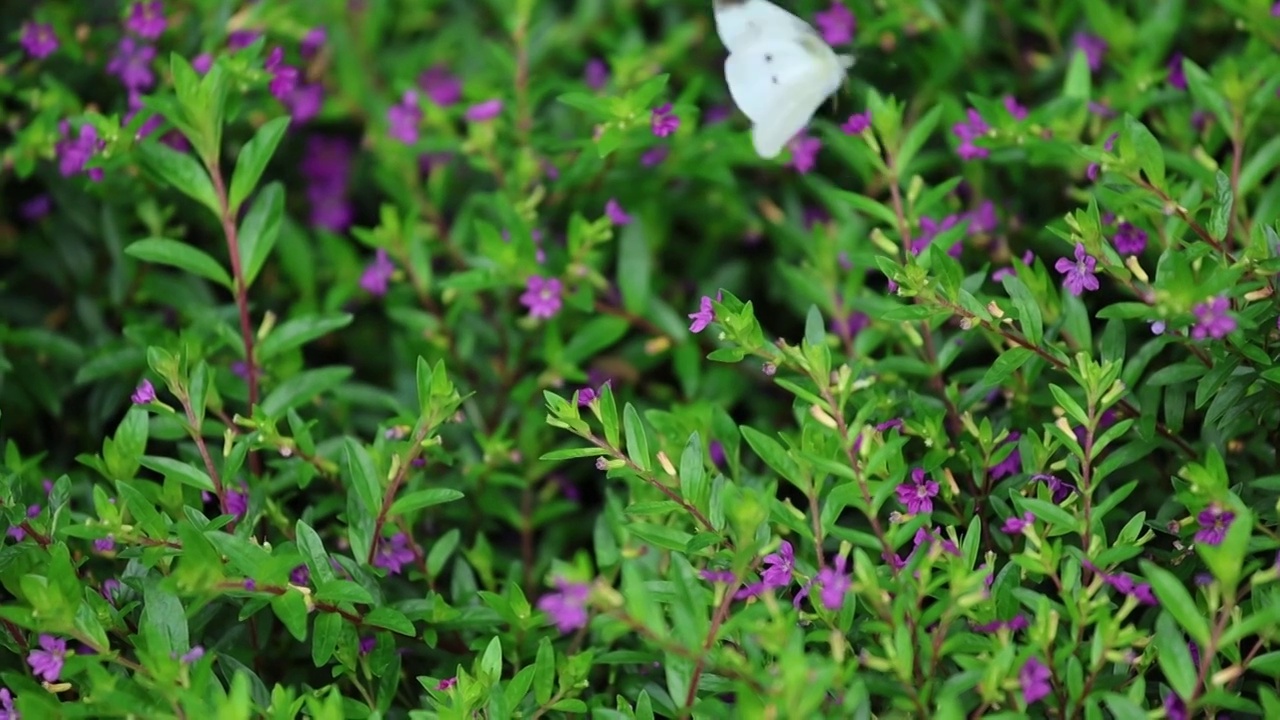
1111;221;1147;255
1191;296;1236;339
1004;95;1028;120
301;135;354;232
813;555;851;609
27;634;67;682
373;533;416;574
896;468;939;515
264;47;299;100
56;121;104;181
225;486;248;519
989;431;1021;479
687;296;714;333
605;198;632;225
20;22;59;59
952;108;989;160
519;276;563;319
700;568;735;584
584;58;610;90
285;83;324;123
1195;504;1235;546
651;103;680;137
841;110;871;134
290;564;310;586
641;147;669;167
0;687;15;719
536;578;591;633
437;677;458;691
1002;511;1035;534
388;91;423;144
179;646;205;663
1019;656;1052;704
192;53;213;74
576;387;597;406
358;636;375;654
360;250;396;296
94;535;116;553
301;27;327;58
788;133;821;173
131;379;156;404
465;99;503;122
227;30;261;50
1168;52;1187;90
813;2;856;46
1072;32;1107;72
107;37;157;92
419;65;461;106
761;541;794;588
125;1;167;39
1164;693;1188;720
1054;243;1099;296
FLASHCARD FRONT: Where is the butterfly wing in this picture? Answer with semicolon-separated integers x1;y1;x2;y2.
723;36;846;158
712;0;815;52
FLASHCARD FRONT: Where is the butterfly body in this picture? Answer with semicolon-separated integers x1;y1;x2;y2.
712;0;854;158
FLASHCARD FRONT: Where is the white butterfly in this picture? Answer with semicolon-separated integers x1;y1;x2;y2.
713;0;855;159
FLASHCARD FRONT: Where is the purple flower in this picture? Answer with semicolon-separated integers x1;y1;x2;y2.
519;276;563;319
1168;52;1187;90
1034;473;1075;503
761;541;794;588
243;578;256;591
814;555;851;609
688;296;714;333
227;29;261;50
419;66;461;106
226;486;248;519
301;27;327;58
1019;656;1052;704
21;195;52;220
192;53;213;74
94;535;116;553
437;677;458;691
1274;1;1280;17
952;109;989;161
0;687;15;719
358;636;375;655
1002;512;1035;534
107;37;157;92
387;91;423;144
359;250;396;296
373;533;416;575
651;103;680;137
101;578;122;603
301;136;354;232
1072;32;1107;72
641;146;669;167
290;564;311;586
125;1;167;40
536;578;591;633
179;646;205;663
605;198;632;225
989;431;1021;479
1054;243;1100;296
813;2;856;46
841;110;871;134
27;635;67;682
264;47;299;100
465;99;503;122
830;311;869;340
56;121;104;181
700;569;735;584
584;58;609;90
1004;95;1028;120
1112;221;1147;255
285;83;324;122
20;22;59;59
1191;296;1236;339
131;379;156;404
1164;693;1189;720
788;133;822;173
896;468;939;515
1195;504;1235;546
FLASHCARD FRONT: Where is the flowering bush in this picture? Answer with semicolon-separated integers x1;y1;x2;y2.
3;1;1280;717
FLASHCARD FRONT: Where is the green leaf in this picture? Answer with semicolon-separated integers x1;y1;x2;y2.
1154;612;1198;700
678;432;709;516
1181;58;1233;134
342;439;383;525
563;316;629;365
137;141;222;220
229;116;291;212
617;220;652;315
538;447;611;461
314;579;375;605
389;488;465;516
1121;115;1166;188
125;237;232;289
141;580;190;657
364;607;415;636
260;366;353;418
258;313;354;361
1017;498;1078;533
139;455;215;492
295;520;337;586
1208;170;1233;242
740;425;804;490
533;639;555;704
1001;275;1043;346
623;404;651;471
981;347;1035;386
1140;561;1210;646
1063;47;1092;100
311;612;342;667
271;591;310;641
237;182;285;288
